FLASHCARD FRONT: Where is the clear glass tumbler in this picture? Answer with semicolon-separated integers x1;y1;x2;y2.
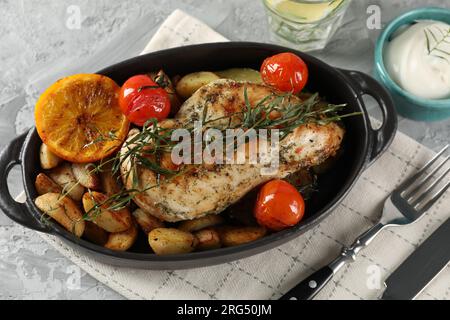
262;0;352;52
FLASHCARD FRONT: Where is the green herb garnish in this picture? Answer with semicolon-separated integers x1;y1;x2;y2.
424;25;450;63
55;88;359;221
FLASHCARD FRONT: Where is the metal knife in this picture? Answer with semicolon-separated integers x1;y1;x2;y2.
381;217;450;300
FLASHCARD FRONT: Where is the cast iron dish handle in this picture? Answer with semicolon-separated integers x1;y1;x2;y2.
280;70;397;301
0;132;50;233
340;69;397;165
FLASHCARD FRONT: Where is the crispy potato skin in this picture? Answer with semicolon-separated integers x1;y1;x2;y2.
148;228;197;255
178;215;224;232
82;191;132;233
175;71;220;99
99;161;123;196
40;143;62;169
48;163;85;201
72;163;100;189
34;193;85;237
104;221;138;251
218;226;267;247
195;228;221;251
132;208;164;234
35;173;62;195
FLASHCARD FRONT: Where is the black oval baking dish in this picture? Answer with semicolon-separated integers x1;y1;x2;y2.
0;42;397;269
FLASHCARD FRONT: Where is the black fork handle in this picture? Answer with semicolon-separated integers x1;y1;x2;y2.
279;266;334;300
0;131;50;233
280;70;397;300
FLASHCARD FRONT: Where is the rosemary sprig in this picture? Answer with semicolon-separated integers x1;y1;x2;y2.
113;88;358;175
57;88;360;222
238;89;357;140
424;25;450;63
113;118;181;181
81;165;189;220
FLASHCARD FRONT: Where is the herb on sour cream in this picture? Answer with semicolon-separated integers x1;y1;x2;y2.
384;20;450;100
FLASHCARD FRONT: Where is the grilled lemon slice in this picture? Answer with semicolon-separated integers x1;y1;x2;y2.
35;74;129;163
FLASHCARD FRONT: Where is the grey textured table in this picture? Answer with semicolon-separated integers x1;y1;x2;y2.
0;0;449;299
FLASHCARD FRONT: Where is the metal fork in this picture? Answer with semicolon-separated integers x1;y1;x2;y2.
280;145;450;300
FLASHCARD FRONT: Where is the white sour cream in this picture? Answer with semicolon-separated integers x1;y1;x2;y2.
384;20;450;100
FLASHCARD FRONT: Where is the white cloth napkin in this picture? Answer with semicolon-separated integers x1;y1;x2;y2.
141;9;228;54
20;9;450;300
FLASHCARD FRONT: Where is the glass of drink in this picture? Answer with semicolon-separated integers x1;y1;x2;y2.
262;0;352;51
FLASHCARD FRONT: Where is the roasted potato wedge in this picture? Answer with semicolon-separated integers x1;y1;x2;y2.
216;68;263;83
48;163;84;201
132;208;164;234
149;228;197;255
178;215;224;232
35;173;62;195
218;226;267;247
194;228;221;251
39;143;62;169
72;163;100;189
104;221;138;251
99;161;122;196
35;193;85;237
82;191;132;233
175;71;220;99
83;221;109;246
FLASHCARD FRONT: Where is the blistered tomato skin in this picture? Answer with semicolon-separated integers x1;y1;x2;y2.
119;75;171;126
254;179;305;231
260;52;309;94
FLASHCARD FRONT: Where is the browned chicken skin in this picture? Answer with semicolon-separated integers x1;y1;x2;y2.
121;80;344;222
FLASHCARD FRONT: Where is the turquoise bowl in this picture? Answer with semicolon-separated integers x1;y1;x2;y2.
374;7;450;122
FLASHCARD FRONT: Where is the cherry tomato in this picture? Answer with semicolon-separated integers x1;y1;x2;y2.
119;75;171;126
260;52;309;94
254;179;305;231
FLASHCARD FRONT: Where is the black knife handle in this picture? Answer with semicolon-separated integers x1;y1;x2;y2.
382;217;450;300
280;266;334;300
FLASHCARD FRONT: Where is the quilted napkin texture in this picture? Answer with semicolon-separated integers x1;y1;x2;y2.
25;9;449;300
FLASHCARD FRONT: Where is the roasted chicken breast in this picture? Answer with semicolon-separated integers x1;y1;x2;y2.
121;80;344;222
